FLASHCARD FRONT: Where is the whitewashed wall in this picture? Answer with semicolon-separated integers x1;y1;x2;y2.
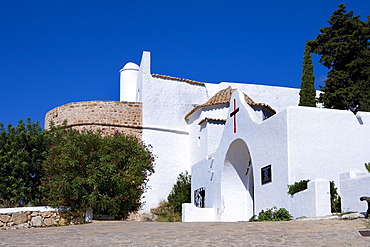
133;52;208;212
187;91;292;221
340;169;370;213
287;107;370;189
288;179;331;218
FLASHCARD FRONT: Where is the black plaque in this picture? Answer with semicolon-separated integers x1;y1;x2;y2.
194;187;205;208
261;165;272;185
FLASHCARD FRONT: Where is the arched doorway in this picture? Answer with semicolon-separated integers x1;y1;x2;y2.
221;139;254;221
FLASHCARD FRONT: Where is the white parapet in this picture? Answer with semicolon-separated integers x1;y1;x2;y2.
182;203;215;222
340;168;370;213
288;178;331;218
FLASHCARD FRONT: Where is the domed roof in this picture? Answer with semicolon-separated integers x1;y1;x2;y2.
120;62;139;71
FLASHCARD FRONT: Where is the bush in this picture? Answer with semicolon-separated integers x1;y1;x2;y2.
330;181;341;213
42;125;155;219
0;118;50;207
287;179;310;195
167;171;191;214
249;206;292;222
365;162;370;173
151;171;191;221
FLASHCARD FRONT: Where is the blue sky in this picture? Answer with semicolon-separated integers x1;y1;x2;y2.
1;1;370;128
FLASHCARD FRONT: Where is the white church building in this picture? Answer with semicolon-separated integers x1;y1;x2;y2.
46;51;370;221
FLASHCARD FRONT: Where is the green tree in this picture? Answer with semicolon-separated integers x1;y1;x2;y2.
42;125;154;219
167;171;191;214
0;118;50;207
308;4;370;113
330;181;341;213
151;171;191;222
299;42;316;107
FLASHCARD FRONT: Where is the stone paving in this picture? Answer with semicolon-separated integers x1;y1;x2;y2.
1;218;370;246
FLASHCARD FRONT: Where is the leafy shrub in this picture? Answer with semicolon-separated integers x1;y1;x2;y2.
287;179;310;195
365;162;370;173
167;171;191;214
330;181;341;213
0;118;50;207
249;206;292;222
151;171;191;221
42;124;155;219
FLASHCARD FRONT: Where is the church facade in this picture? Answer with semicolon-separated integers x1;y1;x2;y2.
45;51;370;221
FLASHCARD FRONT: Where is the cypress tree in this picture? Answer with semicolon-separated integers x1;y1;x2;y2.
308;4;370;112
299;42;316;107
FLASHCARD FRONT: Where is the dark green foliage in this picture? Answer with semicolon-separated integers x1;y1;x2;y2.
299;42;316;107
365;162;370;172
167;171;191;214
42;124;155;219
151;171;191;221
308;4;370;113
0;118;50;207
249;206;292;222
287;179;310;195
330;181;341;213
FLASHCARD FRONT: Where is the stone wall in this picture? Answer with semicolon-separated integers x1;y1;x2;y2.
45;101;142;140
0;207;88;230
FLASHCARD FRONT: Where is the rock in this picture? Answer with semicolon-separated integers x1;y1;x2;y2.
341;212;364;219
11;212;28;224
0;221;4;227
44;217;57;226
58;218;68;226
17;223;30;229
0;214;11;223
31;211;39;217
72;217;84;224
41;211;54;218
7;222;14;227
31;216;43;227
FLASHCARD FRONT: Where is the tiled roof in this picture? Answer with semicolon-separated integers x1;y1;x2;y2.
198;118;226;125
185;86;276;119
152;74;205;86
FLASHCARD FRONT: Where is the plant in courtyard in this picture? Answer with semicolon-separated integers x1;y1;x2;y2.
365;162;370;173
330;181;341;213
249;206;292;222
42;124;155;219
287;179;310;195
167;171;191;214
0;118;50;207
299;42;316;107
151;171;191;222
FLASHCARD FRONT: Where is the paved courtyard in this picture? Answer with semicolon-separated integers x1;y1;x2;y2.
1;218;370;246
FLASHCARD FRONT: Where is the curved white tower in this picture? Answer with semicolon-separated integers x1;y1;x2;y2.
120;62;139;102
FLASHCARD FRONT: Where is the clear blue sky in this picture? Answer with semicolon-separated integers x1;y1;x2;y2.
1;1;370;128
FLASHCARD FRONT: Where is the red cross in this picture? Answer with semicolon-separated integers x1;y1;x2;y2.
229;99;239;133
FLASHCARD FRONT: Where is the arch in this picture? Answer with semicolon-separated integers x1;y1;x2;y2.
221;139;254;221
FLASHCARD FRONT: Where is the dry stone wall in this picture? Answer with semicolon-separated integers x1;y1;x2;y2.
0;209;84;230
45;101;142;139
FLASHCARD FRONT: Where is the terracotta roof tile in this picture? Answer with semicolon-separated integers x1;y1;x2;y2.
198;118;226;125
185;86;276;119
152;74;205;86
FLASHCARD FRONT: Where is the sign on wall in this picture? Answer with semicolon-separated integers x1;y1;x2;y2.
194;187;205;208
261;165;272;185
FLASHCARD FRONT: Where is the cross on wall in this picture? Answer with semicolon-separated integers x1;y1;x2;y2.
229;99;239;133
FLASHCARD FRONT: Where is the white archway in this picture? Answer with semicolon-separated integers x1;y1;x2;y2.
221;139;254;221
